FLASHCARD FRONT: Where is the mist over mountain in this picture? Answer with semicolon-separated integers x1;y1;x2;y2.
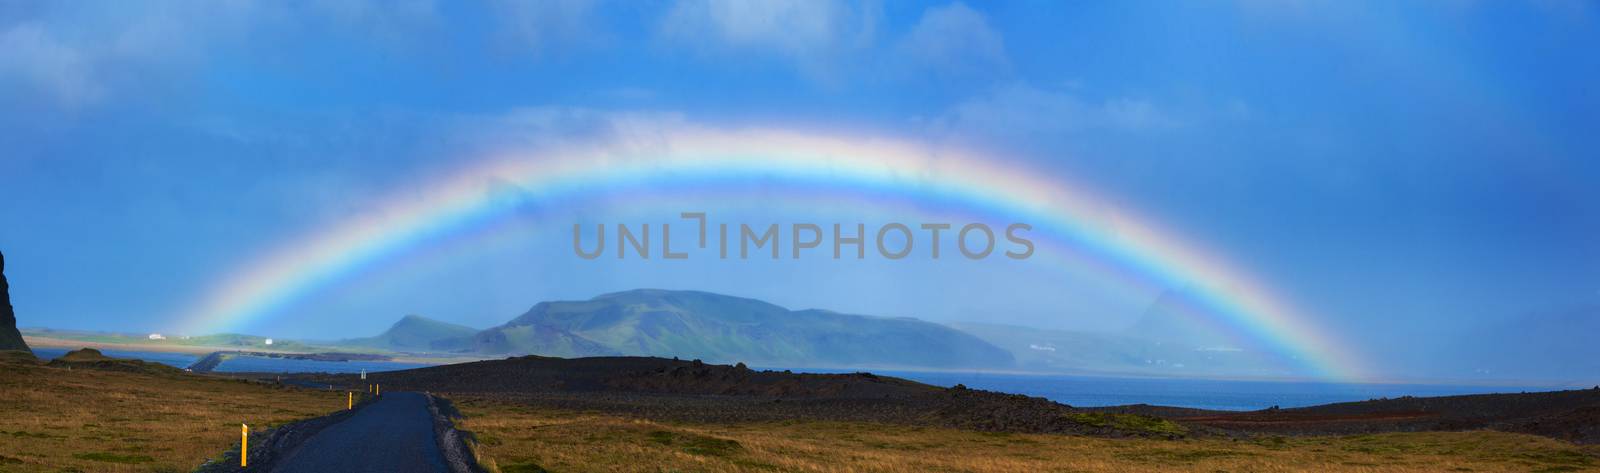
343;315;478;352
0;251;31;353
1453;305;1600;381
946;288;1306;377
952;322;1293;377
1125;289;1246;351
472;289;1015;369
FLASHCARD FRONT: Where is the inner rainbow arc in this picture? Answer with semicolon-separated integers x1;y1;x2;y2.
175;126;1366;380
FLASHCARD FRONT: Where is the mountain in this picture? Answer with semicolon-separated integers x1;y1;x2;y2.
344;315;479;352
472;289;1015;369
0;251;31;353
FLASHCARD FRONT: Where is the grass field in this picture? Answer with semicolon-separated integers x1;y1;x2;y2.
453;396;1600;473
1;354;1597;473
0;356;345;473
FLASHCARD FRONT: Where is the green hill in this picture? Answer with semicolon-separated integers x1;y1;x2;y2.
344;314;479;352
471;289;1015;369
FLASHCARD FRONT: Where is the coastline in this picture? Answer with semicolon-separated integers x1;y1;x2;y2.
23;335;485;366
26;335;250;355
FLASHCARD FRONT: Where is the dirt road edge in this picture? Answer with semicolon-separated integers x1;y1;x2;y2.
426;393;489;473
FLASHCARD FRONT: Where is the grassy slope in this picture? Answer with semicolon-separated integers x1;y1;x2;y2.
0;358;345;472
453;397;1600;473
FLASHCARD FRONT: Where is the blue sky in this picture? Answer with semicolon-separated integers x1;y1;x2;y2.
2;1;1598;380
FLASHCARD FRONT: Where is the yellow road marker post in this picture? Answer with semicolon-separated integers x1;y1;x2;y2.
376;384;380;396
348;391;353;410
241;424;249;467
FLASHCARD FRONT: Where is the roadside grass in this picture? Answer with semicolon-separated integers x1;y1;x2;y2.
0;357;344;472
452;396;1600;473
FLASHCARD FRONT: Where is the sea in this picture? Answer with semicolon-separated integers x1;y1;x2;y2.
767;367;1565;411
30;347;1566;411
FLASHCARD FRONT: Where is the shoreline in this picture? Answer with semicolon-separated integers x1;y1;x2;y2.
26;336;256;355
24;335;484;365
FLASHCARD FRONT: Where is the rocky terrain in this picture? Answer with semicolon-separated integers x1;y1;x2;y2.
290;355;1187;438
1099;387;1600;444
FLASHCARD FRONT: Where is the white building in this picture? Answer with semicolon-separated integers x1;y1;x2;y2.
263;338;273;346
147;333;165;340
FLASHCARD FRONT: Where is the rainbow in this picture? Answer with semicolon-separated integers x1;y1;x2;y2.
176;124;1366;379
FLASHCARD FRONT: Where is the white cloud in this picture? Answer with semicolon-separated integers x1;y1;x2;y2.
0;23;103;107
0;2;445;111
1531;0;1596;21
896;2;1008;76
657;0;879;76
304;0;444;47
929;82;1181;138
488;0;603;53
444;107;689;153
1102;97;1181;131
596;86;658;102
655;1;1012;81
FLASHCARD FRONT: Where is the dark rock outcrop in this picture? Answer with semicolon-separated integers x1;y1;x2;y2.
297;355;1185;438
0;251;31;353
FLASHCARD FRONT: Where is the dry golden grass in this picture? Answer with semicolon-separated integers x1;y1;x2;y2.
453;397;1600;473
0;358;345;472
2;356;1596;473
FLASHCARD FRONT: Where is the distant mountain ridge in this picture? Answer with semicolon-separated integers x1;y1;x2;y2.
332;289;1313;375
343;314;478;352
469;289;1015;369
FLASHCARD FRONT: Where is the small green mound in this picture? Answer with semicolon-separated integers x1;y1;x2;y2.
55;348;112;362
72;452;154;464
646;430;744;457
47;348;183;375
1065;412;1188;437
